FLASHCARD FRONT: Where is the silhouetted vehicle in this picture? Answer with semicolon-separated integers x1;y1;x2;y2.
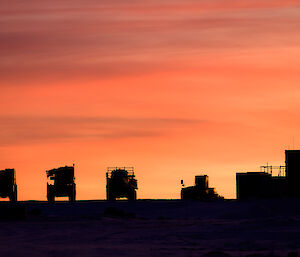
46;166;76;202
0;169;17;202
181;175;222;200
106;167;138;200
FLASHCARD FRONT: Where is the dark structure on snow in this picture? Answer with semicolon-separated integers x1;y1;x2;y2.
285;150;300;197
0;169;17;202
46;166;76;202
236;171;287;199
181;175;223;200
236;150;300;199
106;167;138;200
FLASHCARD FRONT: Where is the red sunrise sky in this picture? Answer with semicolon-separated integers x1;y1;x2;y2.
1;0;300;200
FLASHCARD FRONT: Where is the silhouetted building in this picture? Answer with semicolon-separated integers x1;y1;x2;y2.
236;150;300;199
286;150;300;197
181;175;222;200
0;169;17;202
46;165;76;202
106;167;138;200
236;172;287;199
237;172;270;199
270;176;288;197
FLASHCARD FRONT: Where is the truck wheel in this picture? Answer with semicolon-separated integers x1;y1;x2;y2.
13;186;17;202
9;187;17;202
69;185;76;202
107;191;115;201
47;186;55;203
128;190;136;201
50;193;55;202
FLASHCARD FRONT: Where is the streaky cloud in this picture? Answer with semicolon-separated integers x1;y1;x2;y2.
0;115;206;146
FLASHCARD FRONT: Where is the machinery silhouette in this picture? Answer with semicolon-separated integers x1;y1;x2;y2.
181;175;222;200
106;167;138;200
46;166;76;202
0;169;17;202
2;149;300;202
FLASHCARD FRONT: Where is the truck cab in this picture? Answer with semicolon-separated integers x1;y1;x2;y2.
0;169;17;202
106;167;137;200
46;166;76;202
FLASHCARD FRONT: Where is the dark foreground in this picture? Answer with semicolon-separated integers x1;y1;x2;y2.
0;199;300;257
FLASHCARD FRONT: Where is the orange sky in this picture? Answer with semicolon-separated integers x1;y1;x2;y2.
1;0;300;200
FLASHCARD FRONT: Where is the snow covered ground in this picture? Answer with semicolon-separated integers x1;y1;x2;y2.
0;199;299;257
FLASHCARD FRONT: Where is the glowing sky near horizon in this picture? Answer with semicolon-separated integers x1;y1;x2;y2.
1;0;300;200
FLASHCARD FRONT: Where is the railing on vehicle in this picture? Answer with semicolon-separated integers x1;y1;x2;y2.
106;167;135;179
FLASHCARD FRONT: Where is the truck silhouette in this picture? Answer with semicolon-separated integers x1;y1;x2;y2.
181;175;222;200
0;169;17;202
106;167;137;200
46;166;76;202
